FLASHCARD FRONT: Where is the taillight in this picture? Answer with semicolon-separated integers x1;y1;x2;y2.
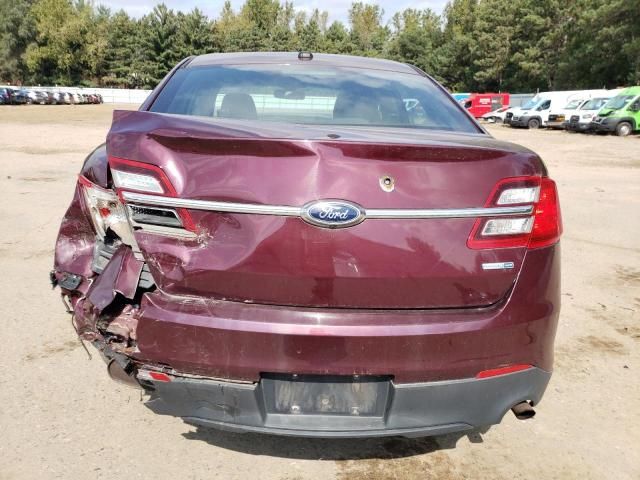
468;176;562;250
108;156;195;232
528;177;563;249
78;175;133;243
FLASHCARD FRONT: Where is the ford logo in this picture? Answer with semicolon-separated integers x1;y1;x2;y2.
301;200;365;228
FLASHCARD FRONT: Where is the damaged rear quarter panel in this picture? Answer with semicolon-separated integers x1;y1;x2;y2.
54;185;97;279
54;143;109;278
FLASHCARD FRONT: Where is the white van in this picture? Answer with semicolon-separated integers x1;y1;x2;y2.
545;90;610;129
505;91;583;129
565;90;621;132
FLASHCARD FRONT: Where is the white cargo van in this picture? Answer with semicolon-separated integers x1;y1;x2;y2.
505;91;582;129
565;91;620;132
545;90;609;129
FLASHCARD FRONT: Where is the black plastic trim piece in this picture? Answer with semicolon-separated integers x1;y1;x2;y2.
142;367;551;438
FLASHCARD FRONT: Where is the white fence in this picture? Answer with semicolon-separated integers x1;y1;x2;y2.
5;85;536;107
2;85;152;104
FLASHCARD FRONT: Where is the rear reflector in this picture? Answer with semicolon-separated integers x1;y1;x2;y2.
149;372;172;382
137;369;173;382
468;176;561;250
476;364;533;379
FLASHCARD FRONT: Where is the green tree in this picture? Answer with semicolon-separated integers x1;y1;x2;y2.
139;3;180;87
0;0;35;84
348;2;388;55
438;0;478;90
388;9;443;78
101;10;145;86
25;0;95;84
175;9;213;58
323;21;350;53
470;0;517;91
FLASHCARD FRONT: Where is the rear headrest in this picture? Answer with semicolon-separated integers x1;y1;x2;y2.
218;93;257;120
333;92;380;124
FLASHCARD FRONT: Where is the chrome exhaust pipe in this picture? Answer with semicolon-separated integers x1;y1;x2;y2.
107;358;141;388
511;401;536;420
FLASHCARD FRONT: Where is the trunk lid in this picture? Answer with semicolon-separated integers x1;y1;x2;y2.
108;111;543;309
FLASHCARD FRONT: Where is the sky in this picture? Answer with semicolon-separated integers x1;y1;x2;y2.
97;0;449;25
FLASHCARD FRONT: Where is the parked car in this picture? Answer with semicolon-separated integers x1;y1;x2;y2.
565;94;617;132
481;106;510;123
10;89;29;105
505;91;583;128
54;92;70;104
25;89;49;105
44;91;58;104
591;86;640;136
0;87;14;104
463;93;510;118
52;52;562;438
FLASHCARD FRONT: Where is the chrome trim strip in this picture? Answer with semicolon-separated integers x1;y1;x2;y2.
122;192;301;216
131;223;198;239
121;192;533;220
366;205;532;218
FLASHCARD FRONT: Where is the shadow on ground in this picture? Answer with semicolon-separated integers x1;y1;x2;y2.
182;426;490;460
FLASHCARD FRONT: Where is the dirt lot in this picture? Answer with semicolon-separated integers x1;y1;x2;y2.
0;104;638;480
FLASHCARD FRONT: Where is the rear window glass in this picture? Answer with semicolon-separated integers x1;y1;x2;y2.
150;64;479;133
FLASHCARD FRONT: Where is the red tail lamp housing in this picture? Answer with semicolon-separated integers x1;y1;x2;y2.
468;176;562;250
108;156;196;232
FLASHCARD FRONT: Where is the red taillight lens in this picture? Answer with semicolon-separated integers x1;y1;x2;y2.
529;178;562;249
468;176;561;250
108;156;196;232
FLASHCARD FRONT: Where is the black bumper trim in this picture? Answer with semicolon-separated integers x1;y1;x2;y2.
143;367;551;438
591;120;617;132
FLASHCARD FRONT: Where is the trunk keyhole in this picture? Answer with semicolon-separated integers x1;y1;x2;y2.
380;175;395;192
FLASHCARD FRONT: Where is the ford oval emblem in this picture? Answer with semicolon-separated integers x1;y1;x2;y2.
301;200;365;228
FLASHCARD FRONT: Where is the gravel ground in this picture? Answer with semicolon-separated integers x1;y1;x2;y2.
0;104;638;480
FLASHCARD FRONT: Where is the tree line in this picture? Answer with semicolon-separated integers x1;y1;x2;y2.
1;0;638;92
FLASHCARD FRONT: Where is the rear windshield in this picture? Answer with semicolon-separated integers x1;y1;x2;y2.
149;64;479;133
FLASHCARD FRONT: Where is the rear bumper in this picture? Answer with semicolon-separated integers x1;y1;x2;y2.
142;367;551;438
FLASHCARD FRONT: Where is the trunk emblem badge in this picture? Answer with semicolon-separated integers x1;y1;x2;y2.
301;200;365;228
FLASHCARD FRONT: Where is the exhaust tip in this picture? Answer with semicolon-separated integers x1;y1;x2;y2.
107;358;141;389
511;401;536;420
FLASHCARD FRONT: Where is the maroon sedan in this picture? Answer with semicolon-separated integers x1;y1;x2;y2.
52;52;561;438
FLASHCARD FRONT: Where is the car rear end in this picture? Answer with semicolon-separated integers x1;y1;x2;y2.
52;53;561;438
